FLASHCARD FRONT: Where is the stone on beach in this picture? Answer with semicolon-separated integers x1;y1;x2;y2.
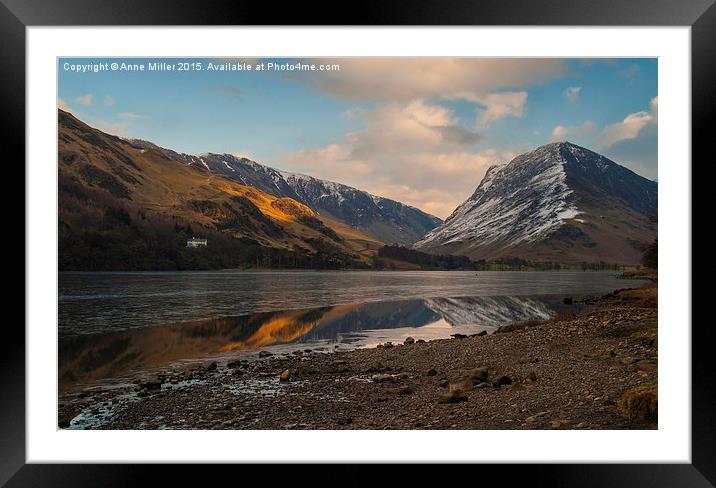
493;375;513;388
449;378;473;393
461;367;489;383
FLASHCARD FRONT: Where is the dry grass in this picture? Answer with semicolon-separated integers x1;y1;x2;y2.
617;381;658;422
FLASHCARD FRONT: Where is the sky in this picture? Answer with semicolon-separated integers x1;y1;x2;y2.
58;57;657;219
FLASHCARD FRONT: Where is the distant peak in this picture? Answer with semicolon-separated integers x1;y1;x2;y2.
537;140;580;151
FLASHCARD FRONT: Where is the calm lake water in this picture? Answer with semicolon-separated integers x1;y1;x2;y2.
58;270;644;390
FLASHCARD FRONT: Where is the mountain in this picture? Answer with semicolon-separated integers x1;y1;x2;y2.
280;172;442;245
414;142;657;265
125;145;442;246
58;109;382;270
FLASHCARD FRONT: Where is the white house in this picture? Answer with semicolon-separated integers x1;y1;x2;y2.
186;237;208;248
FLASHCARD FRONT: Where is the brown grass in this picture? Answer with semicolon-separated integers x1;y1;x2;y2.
617;381;658;422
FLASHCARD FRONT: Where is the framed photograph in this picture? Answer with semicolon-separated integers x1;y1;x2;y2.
9;0;709;484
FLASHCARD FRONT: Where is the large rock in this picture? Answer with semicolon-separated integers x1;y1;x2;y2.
449;378;473;393
462;367;489;384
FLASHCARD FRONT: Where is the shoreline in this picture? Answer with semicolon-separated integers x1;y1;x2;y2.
59;282;658;430
59;267;642;274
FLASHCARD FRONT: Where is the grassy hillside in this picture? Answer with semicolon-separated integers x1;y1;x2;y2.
58;109;380;270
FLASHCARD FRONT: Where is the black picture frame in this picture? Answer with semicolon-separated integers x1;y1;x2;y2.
6;0;709;485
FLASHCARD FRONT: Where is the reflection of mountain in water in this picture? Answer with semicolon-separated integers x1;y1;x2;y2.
58;307;330;390
297;300;441;342
424;296;553;328
59;295;562;391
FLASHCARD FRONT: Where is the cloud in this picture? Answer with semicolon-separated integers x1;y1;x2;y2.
650;96;658;117
74;94;93;105
273;58;570;216
563;86;582;103
290;58;566;102
282;146;514;219
599;97;657;149
600;112;653;147
475;91;528;128
605;123;657;179
341;100;482;160
103;95;115;106
278;99;517;218
550;121;596;142
57;98;71;111
594;96;658;178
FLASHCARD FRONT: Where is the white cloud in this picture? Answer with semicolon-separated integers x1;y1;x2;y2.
103;95;115;106
282;146;514;219
550;121;596;142
274;59;565;216
278;99;517;218
599;97;657;149
291;58;566;102
475;91;528;128
650;96;658;117
563;86;582;103
342;100;482;159
74;94;93;105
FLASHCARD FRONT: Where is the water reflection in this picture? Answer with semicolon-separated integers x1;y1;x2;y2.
59;295;576;391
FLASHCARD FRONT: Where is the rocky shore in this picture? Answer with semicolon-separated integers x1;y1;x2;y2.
59;283;658;430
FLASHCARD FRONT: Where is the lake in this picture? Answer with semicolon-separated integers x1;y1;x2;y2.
58;270;644;390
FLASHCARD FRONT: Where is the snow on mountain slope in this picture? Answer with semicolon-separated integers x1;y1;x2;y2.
415;142;657;264
281;171;442;245
128;146;442;246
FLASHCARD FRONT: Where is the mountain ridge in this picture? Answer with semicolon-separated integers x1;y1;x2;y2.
57;109;383;270
415;142;657;265
126;141;442;245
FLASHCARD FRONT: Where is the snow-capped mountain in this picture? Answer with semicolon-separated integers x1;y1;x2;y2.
281;172;442;245
414;142;657;264
127;143;442;245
